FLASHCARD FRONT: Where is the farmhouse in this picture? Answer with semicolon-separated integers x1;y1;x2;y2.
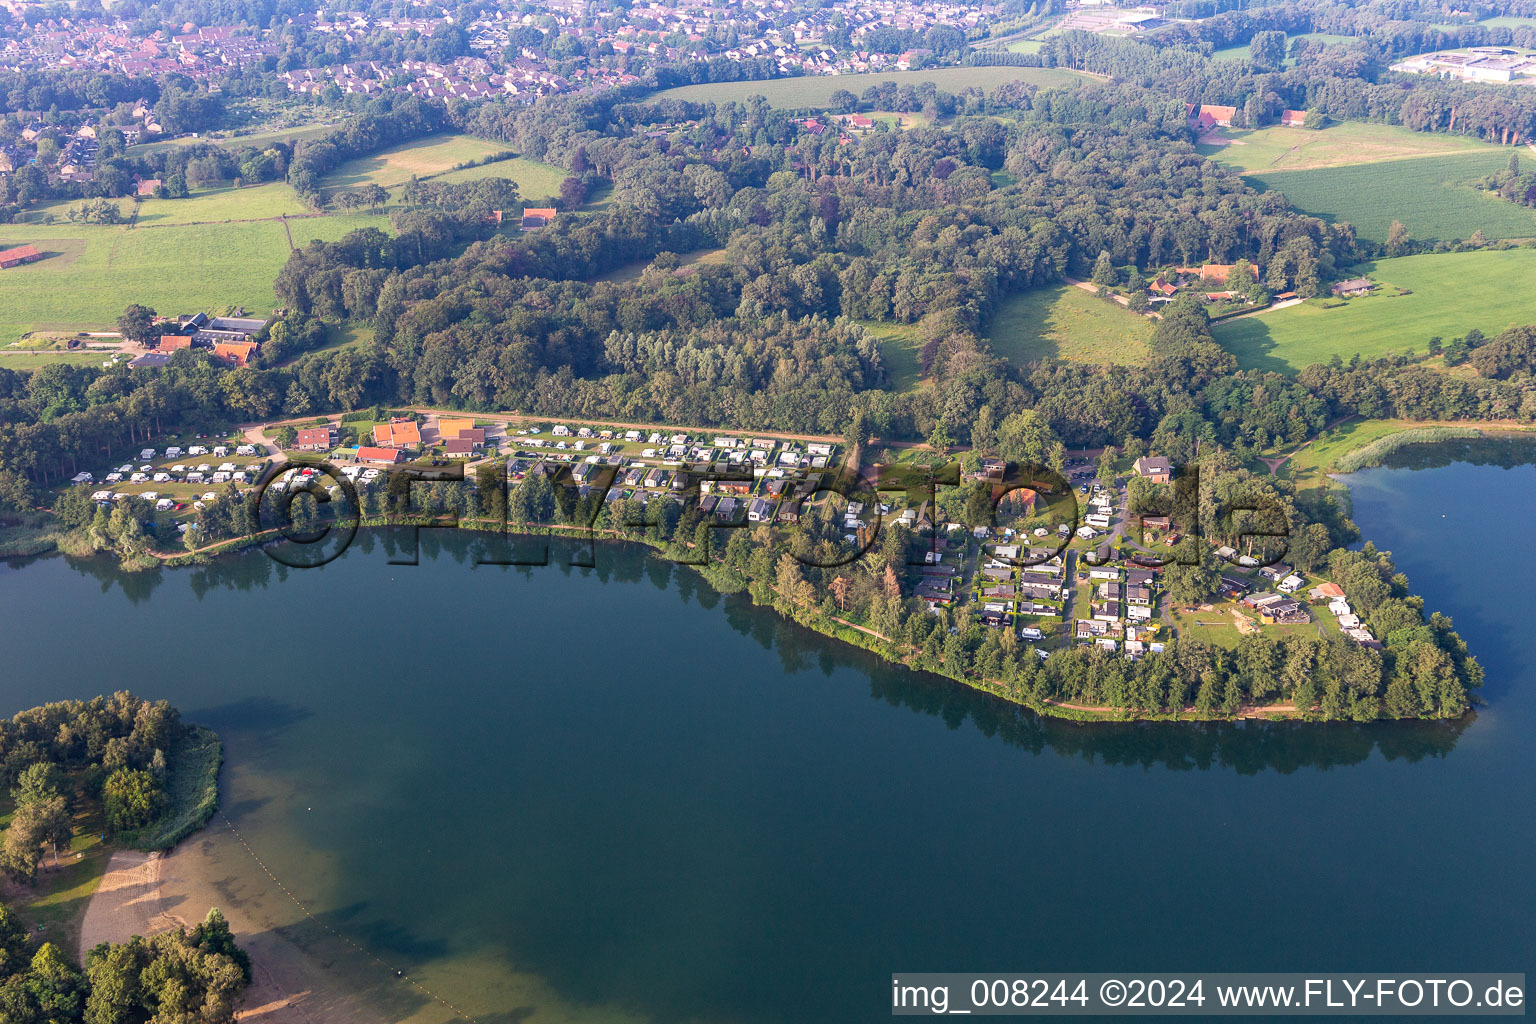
373;418;423;448
0;244;43;269
158;335;193;350
355;446;405;465
1331;277;1376;296
1133;455;1173;483
1196;104;1236;128
213;340;258;367
1200;263;1259;284
1280;109;1308;126
521;206;557;230
136;178;162;196
294;426;337;451
438;416;475;440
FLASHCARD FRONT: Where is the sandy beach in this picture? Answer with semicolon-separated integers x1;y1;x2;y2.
77;818;442;1024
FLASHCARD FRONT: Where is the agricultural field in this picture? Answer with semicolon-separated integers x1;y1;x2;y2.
1199;121;1515;173
648;66;1083;107
1212;248;1536;373
0;220;293;343
319;133;510;194
1250;153;1536;242
0;209;389;346
987;285;1154;367
1007;38;1044;54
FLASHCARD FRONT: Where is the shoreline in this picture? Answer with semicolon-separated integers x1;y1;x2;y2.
12;520;1456;724
77;821;428;1024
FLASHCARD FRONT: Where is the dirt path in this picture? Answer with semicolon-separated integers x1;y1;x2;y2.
1223;296;1303;320
1258;413;1360;474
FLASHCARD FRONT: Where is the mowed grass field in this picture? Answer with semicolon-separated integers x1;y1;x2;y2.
1200;122;1510;173
648;66;1083;107
134;182;312;225
987;285;1154;367
319;132;570;205
320;133;510;192
1213;249;1536;373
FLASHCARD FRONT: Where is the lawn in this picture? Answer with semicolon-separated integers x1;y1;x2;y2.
1200;121;1513;173
987;285;1154;367
319;132;511;194
1246;153;1536;242
1212;249;1536;373
648;66;1084;107
854;320;927;392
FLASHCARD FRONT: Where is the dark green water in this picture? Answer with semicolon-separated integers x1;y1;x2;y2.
0;452;1531;1023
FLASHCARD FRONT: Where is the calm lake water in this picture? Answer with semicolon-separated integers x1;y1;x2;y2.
1;446;1533;1023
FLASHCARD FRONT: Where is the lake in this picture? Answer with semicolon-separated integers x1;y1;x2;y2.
0;445;1532;1024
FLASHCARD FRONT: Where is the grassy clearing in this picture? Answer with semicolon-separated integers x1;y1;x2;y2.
1200;121;1512;173
648;66;1083;107
854;320;927;392
1213;249;1536;373
987;285;1154;367
1210;32;1355;62
427;155;568;199
590;246;730;284
320;132;510;194
12;824;111;954
1248;153;1536;242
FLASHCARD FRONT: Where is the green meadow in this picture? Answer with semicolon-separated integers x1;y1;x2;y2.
1213;249;1536;373
648;66;1083;107
987;285;1154;367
